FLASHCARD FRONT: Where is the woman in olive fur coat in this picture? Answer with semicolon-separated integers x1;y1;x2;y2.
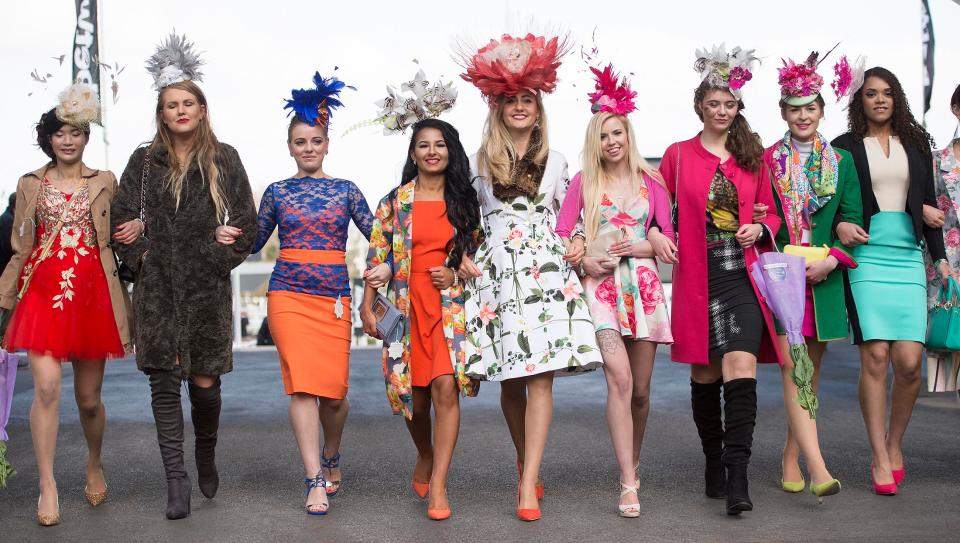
111;73;256;519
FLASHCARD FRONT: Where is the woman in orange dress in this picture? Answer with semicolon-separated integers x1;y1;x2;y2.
361;118;481;521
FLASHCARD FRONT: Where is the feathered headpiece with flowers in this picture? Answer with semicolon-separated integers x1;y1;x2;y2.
777;45;839;106
145;32;204;91
459;33;569;101
694;44;759;100
831;54;866;105
374;70;457;135
55;83;100;128
284;72;355;130
587;64;636;115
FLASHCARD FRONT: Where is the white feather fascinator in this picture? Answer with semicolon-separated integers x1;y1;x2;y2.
146;32;204;91
694;44;759;100
375;70;457;135
56;83;100;127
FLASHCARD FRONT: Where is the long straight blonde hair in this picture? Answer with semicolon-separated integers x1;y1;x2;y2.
152;80;228;222
580;112;663;243
476;92;550;184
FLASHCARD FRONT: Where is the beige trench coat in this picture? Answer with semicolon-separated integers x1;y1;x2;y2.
0;163;132;351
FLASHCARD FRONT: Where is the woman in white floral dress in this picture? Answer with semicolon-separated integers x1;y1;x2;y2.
458;33;602;521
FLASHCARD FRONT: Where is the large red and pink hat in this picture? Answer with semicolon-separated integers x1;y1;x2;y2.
459;33;569;102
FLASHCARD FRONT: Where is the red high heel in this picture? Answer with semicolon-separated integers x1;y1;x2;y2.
871;465;897;496
517;485;541;521
516;460;544;500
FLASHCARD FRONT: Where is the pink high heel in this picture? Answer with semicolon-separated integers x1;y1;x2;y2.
892;466;905;486
871;465;897;496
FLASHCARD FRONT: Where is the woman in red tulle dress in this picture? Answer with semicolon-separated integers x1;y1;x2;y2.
4;177;125;359
0;86;135;527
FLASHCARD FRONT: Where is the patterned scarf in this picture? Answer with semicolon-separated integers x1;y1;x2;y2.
771;131;838;243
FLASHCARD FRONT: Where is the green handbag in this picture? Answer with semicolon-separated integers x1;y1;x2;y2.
926;277;960;351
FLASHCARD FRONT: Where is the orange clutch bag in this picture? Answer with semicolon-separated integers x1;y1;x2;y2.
784;244;829;262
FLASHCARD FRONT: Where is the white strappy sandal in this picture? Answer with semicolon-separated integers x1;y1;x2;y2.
618;479;641;518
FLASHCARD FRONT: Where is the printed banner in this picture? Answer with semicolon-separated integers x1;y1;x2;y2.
71;0;99;95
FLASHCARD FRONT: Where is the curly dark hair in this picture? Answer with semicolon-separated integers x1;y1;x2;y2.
951;83;960;109
35;107;90;161
847;67;935;157
693;81;764;172
389;118;480;269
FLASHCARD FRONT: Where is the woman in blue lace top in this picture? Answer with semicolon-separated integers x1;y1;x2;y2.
248;73;373;515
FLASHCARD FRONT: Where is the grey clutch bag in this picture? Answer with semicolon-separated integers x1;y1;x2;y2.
372;293;404;340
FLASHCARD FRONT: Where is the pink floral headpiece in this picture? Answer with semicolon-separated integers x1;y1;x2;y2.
587;64;636;115
459;33;569;102
777;52;825;105
831;54;866;104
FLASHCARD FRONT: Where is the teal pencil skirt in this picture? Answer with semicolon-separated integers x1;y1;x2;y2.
848;212;926;343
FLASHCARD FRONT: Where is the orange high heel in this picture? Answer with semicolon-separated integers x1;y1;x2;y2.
411;479;430;499
517;484;541;521
516;460;544;500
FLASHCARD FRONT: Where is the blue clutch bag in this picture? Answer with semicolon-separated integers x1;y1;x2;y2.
372;293;404;341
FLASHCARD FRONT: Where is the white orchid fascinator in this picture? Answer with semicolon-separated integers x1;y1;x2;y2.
374;70;457;135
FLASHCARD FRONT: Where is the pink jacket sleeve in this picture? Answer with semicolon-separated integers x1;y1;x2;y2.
644;173;676;242
555;171;584;238
755;164;782;247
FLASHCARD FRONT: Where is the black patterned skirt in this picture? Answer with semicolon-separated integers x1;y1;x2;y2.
706;236;763;358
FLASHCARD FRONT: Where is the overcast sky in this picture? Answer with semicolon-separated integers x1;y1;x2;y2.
3;0;960;209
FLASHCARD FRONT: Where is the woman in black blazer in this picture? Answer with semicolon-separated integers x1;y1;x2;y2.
831;67;952;496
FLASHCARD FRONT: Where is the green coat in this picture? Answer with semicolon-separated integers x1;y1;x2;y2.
763;144;864;342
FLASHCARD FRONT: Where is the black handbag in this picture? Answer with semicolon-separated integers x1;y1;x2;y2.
115;149;150;283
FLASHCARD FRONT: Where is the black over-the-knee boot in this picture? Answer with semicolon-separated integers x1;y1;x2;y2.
189;377;221;499
721;378;758;515
149;370;191;520
691;378;726;498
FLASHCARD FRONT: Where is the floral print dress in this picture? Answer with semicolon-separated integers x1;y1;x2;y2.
925;142;960;382
463;151;602;381
5;179;123;360
582;180;673;343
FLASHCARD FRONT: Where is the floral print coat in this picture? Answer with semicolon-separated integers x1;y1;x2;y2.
366;180;478;419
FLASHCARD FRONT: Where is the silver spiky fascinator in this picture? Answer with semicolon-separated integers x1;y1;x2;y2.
55;83;100;128
375;70;457;135
694;44;759;100
146;32;204;91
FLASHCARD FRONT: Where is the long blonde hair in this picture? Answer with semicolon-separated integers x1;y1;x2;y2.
476;92;550;184
152;80;228;222
580;112;663;242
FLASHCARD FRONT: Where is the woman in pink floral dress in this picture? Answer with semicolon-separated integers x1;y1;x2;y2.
922;83;960;394
556;69;674;517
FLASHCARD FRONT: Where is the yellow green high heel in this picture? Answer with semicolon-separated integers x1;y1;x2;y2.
781;477;805;493
809;479;841;504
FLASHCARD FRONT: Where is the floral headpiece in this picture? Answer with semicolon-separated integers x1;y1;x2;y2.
284;72;354;129
374;70;457;135
778;45;839;106
459;33;569;102
831;54;866;105
694;44;758;100
146;32;204;91
587;64;636;115
55;83;100;128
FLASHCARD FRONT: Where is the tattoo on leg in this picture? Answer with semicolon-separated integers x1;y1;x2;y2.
597;330;623;354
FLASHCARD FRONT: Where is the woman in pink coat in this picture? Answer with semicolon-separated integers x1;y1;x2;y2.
658;45;783;516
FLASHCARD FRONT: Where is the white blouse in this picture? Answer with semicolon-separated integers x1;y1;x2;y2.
864;136;910;212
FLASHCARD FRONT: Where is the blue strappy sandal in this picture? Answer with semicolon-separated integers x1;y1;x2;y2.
304;471;329;515
321;448;342;498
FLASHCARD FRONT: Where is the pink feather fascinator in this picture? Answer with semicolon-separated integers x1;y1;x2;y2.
587;64;636;115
